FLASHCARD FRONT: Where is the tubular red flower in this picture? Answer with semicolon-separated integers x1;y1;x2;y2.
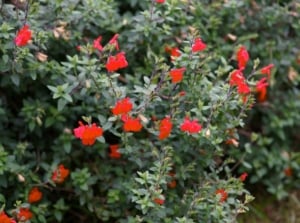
28;187;42;203
109;34;119;50
239;172;248;182
169;67;186;83
51;164;70;184
192;38;206;52
260;64;274;79
121;115;143;132
256;78;269;102
93;36;103;51
215;188;228;203
17;208;33;222
155;0;165;3
180;117;202;134
236;46;249;69
73;122;103;146
106;52;128;72
0;212;16;223
158;117;172;140
14;25;32;47
154;197;165;205
109;144;121;159
111;97;133;115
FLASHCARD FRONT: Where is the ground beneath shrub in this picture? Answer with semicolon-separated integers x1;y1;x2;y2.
238;189;300;223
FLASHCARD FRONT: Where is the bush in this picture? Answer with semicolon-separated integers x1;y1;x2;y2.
0;0;299;222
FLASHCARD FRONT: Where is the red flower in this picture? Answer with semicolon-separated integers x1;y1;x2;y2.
109;34;119;50
14;25;32;47
229;69;250;95
111;97;133;115
165;46;181;59
106;52;128;72
0;212;16;223
180;117;202;134
109;144;121;159
236;46;249;69
192;38;206;52
158;117;172;140
179;91;186;97
237;82;250;94
93;36;103;51
51;164;70;184
215;188;228;203
121;115;143;132
256;77;269;102
167;172;176;188
169;67;186;83
17;208;33;222
260;64;274;79
239;172;248;182
155;0;165;3
74;121;103;146
154;197;165;205
28;187;42;203
284;167;293;177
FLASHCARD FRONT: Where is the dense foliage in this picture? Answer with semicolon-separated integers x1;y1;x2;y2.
0;0;299;222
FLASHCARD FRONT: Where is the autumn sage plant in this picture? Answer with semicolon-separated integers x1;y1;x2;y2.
2;0;298;222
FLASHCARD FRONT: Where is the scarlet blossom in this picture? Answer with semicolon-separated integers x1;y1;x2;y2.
155;0;165;3
236;46;249;69
192;38;207;52
260;64;274;79
106;52;128;72
229;69;250;95
109;34;119;50
180;117;202;134
239;172;248;182
93;36;103;51
165;46;181;59
179;91;186;96
167;172;176;188
0;212;16;223
17;208;33;222
215;188;228;203
14;25;32;47
121;115;143;132
109;144;121;159
28;187;42;203
237;82;250;94
154;197;165;205
74;121;103;146
111;97;133;115
158;117;173;140
51;164;70;184
169;67;186;83
284;167;293;177
256;77;269;102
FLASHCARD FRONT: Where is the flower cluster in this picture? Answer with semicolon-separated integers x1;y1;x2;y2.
106;52;128;72
0;212;16;223
111;97;133;115
28;187;42;203
169;68;186;83
121;115;143;132
215;188;228;203
73;121;103;146
17;208;33;222
14;25;32;47
109;144;121;159
51;164;70;184
158;117;173;140
180;117;202;134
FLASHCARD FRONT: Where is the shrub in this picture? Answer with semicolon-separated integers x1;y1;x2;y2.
0;0;298;222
